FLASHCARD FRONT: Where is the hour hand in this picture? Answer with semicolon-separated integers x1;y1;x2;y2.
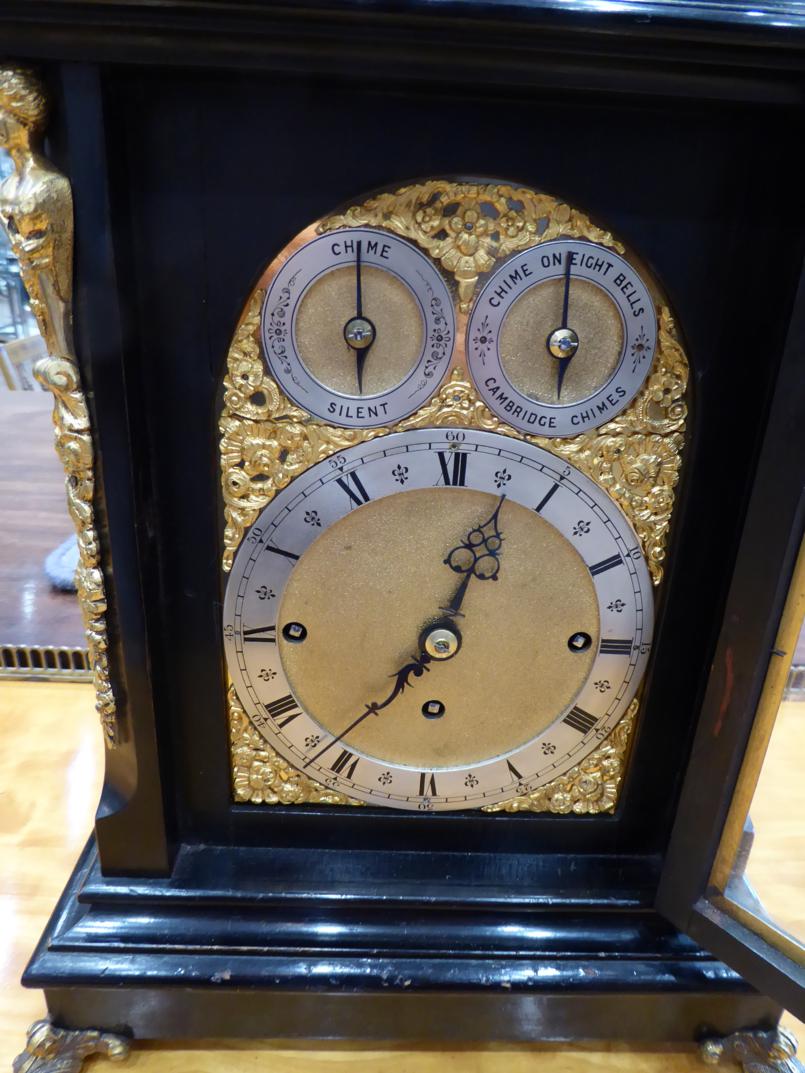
441;495;505;618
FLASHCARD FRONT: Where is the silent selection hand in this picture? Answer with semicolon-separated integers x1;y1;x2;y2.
342;240;376;394
304;495;506;767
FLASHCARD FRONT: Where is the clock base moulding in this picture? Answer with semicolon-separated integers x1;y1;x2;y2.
17;838;784;1052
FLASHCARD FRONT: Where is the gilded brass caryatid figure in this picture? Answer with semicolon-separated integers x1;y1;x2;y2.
0;65;118;746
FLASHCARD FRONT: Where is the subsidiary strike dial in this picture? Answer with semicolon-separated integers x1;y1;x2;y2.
467;238;657;438
260;227;456;429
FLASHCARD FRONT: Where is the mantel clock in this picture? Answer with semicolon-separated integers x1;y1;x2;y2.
2;2;805;1068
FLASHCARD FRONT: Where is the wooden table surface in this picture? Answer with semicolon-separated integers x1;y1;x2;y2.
0;680;801;1073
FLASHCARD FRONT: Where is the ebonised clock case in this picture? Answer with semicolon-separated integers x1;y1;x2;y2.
4;0;805;1042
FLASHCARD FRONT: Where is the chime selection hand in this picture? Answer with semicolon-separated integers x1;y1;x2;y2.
342;240;376;394
304;495;506;767
546;251;580;400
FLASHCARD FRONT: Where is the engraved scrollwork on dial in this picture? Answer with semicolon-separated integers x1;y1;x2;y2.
258;227;456;427
219;290;387;570
466;238;658;436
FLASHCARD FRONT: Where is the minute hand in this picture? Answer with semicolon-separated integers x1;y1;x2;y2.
303;649;434;768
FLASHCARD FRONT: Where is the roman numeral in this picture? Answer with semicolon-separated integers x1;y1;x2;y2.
264;544;299;561
243;625;276;643
534;482;559;513
330;748;359;779
600;638;633;655
563;706;597;734
265;694;301;728
437;451;468;486
335;471;371;507
419;772;437;796
589;553;623;577
506;758;524;781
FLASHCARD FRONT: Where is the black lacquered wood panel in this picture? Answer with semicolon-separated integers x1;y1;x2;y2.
62;62;805;870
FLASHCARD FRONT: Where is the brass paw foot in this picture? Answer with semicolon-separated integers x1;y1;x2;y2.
12;1017;130;1073
700;1027;804;1073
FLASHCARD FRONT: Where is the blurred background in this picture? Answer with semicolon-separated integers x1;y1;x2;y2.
1;148;89;682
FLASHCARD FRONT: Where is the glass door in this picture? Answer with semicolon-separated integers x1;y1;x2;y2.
656;262;805;1021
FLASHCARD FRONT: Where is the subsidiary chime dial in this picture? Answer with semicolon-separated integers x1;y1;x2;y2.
261;227;455;427
223;429;653;811
467;239;657;437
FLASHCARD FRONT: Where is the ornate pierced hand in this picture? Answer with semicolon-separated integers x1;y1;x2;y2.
441;493;505;618
304;495;506;767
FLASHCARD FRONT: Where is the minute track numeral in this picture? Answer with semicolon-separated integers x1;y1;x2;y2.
419;772;437;796
335;471;371;507
243;625;276;643
563;706;598;734
330;748;360;779
436;450;468;487
588;553;623;576
600;637;633;655
265;694;302;728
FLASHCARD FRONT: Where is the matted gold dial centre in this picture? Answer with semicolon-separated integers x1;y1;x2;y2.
277;488;599;769
500;278;623;406
296;265;424;396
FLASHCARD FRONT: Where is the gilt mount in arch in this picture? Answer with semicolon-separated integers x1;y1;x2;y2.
321;179;623;313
